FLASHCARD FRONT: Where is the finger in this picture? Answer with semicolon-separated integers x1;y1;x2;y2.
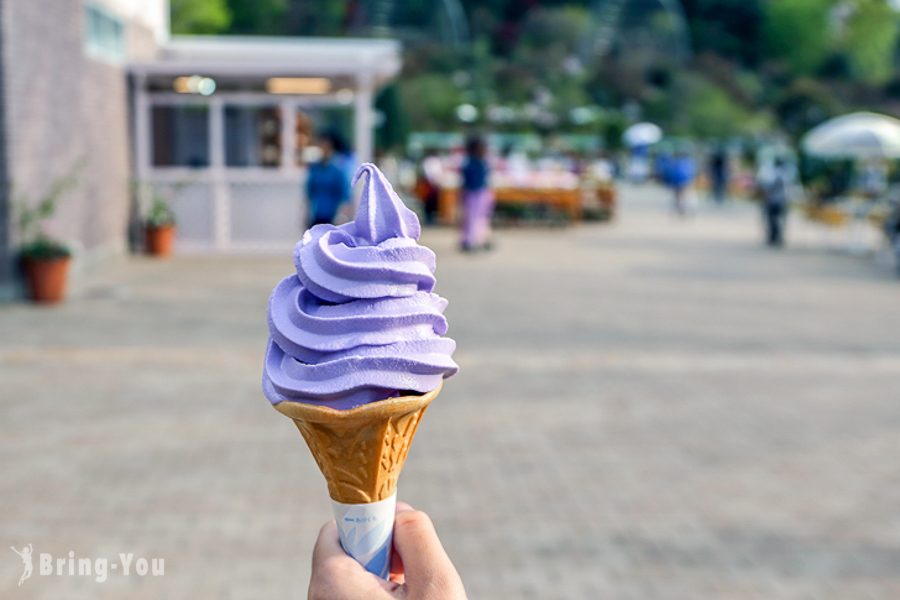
390;502;412;581
391;510;464;593
389;545;405;583
312;521;348;565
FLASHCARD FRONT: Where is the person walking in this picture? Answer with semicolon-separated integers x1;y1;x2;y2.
709;146;729;204
305;133;351;229
459;136;494;252
668;150;696;216
762;157;790;247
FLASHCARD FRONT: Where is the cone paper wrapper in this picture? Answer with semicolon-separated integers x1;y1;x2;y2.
333;493;396;579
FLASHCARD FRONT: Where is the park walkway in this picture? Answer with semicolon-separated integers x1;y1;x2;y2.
2;185;899;598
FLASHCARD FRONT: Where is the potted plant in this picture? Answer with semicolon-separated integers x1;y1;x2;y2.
144;196;177;257
16;167;80;304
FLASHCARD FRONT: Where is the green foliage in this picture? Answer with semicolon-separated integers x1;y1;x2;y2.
764;0;833;75
170;0;232;34
664;73;771;138
227;0;289;35
15;161;83;260
181;0;900;143
682;0;765;67
17;238;71;261
843;0;900;84
146;198;176;228
133;180;191;228
397;74;465;130
517;6;590;56
601;112;627;152
513;7;592;105
375;84;410;152
774;78;842;137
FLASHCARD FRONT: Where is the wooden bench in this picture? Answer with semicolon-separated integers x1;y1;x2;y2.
438;186;582;225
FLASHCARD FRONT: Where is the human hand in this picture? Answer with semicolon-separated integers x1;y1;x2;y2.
309;502;467;600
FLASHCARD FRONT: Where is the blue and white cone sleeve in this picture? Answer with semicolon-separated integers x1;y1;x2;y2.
332;493;396;579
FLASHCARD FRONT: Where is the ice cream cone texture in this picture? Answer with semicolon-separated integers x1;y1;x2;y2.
274;382;441;503
262;163;457;504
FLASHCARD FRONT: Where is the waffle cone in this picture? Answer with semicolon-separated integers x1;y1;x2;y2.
273;382;441;504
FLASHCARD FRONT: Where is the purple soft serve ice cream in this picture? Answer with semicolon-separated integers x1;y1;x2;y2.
263;163;458;410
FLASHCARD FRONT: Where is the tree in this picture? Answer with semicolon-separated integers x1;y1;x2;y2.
843;0;900;84
170;0;232;35
764;0;834;75
681;0;764;67
654;72;770;138
397;74;465;130
510;8;593;118
774;78;842;137
375;84;410;152
227;0;290;35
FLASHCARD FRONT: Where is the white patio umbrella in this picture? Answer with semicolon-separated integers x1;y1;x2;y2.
802;112;900;159
623;122;662;147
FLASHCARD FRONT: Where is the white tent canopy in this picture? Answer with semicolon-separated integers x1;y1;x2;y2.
802;112;900;159
623;122;662;147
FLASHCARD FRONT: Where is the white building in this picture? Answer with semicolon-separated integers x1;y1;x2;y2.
131;35;402;251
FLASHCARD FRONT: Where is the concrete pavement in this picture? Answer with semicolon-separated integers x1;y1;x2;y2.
2;185;899;598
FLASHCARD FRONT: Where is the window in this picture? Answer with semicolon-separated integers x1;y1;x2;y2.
84;4;125;63
151;106;210;168
225;106;282;168
295;107;354;166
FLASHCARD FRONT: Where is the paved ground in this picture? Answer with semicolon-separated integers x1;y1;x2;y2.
2;186;900;599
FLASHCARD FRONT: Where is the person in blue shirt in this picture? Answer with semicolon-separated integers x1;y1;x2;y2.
327;129;357;184
667;150;696;216
306;133;351;229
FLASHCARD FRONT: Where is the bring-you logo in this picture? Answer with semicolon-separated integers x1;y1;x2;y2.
9;545;164;586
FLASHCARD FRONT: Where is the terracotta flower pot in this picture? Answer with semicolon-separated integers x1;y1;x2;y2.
22;256;71;304
145;224;176;257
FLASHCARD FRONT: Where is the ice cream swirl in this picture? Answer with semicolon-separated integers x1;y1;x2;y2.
263;163;458;409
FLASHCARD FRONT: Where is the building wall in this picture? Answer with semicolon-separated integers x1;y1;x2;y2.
0;0;9;297
0;0;159;295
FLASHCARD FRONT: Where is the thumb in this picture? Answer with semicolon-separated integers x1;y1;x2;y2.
392;509;465;596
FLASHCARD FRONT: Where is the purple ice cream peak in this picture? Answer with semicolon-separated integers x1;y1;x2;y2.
352;163;421;244
263;163;458;410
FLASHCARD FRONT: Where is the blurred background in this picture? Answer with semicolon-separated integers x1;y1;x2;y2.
2;0;900;598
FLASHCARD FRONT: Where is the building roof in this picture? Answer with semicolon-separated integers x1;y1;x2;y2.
130;35;402;83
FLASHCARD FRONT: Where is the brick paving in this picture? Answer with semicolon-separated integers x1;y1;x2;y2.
2;186;900;599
